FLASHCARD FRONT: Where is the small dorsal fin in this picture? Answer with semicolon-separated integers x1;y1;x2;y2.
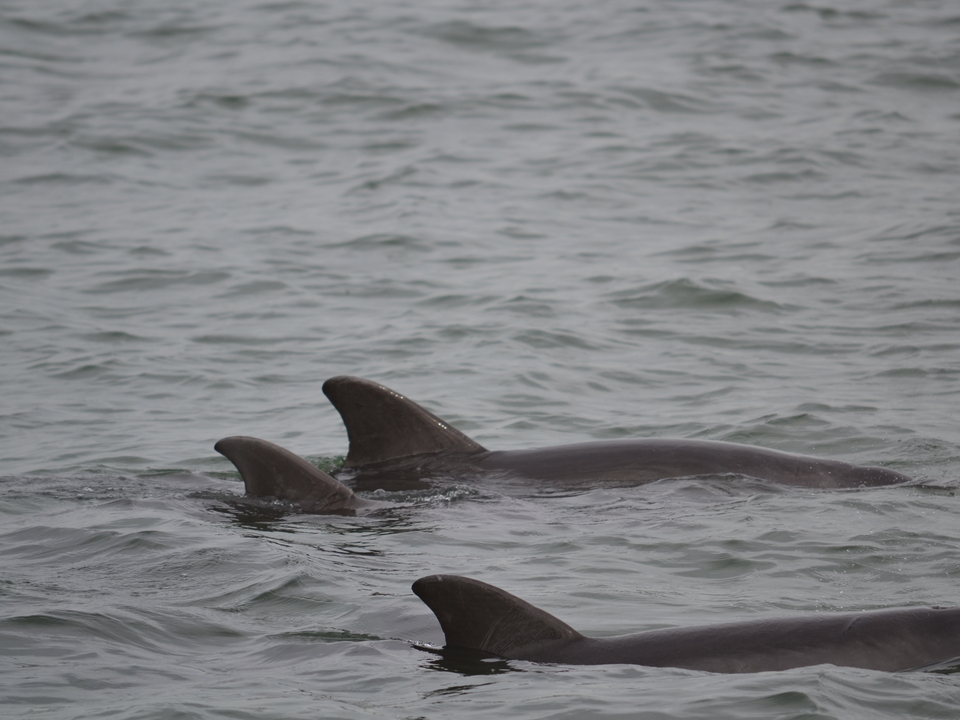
214;436;356;513
322;376;487;468
412;575;583;658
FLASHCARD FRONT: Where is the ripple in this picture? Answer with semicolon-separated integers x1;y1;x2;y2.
607;279;786;313
84;270;231;294
871;72;960;92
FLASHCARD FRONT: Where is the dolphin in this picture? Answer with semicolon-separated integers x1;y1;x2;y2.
322;376;913;489
412;575;960;673
214;436;381;514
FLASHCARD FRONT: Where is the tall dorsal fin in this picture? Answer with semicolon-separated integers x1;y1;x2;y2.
322;376;487;468
214;436;356;513
412;575;583;658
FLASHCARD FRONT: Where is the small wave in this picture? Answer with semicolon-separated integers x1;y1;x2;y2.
607;278;786;313
870;71;960;92
84;270;230;294
13;172;115;185
330;233;431;252
423;20;559;53
362;484;482;506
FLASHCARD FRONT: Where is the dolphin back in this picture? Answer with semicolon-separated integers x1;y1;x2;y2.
412;574;583;658
214;436;357;513
323;376;487;468
413;575;960;673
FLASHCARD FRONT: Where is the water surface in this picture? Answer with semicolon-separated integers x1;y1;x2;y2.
2;1;960;718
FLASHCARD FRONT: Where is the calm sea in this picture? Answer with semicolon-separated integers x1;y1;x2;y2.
2;1;960;718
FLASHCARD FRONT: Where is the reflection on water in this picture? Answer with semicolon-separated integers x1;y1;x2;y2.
415;644;517;677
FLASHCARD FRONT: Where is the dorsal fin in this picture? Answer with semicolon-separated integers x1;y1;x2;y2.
322;376;487;468
412;575;583;658
214;436;356;513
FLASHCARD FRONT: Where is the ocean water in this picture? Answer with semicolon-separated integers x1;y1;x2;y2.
2;0;960;717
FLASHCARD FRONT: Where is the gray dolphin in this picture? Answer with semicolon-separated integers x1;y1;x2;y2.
214;436;379;514
322;376;913;489
413;575;960;673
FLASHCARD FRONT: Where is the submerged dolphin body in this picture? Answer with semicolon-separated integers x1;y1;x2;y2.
413;575;960;673
322;376;913;489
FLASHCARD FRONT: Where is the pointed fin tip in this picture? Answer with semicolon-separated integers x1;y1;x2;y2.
214;435;355;513
322;376;487;468
412;575;582;659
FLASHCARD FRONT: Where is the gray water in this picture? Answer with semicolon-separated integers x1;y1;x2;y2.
2;1;960;717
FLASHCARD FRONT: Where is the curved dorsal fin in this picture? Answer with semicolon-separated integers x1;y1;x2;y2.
412;575;583;658
214;436;356;513
322;376;486;468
